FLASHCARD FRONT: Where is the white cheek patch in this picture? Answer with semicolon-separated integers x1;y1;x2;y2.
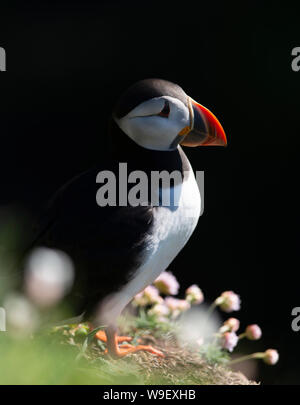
126;97;166;118
115;96;190;151
127;116;173;150
166;96;190;130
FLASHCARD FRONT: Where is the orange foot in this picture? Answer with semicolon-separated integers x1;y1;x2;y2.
95;329;164;358
109;344;165;358
95;329;132;344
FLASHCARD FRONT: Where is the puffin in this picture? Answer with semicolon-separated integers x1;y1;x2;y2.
30;79;227;358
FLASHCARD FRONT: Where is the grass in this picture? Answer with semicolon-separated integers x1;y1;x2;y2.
0;311;257;385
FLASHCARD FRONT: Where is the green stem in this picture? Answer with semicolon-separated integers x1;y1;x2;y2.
206;301;218;318
228;352;265;365
238;332;246;340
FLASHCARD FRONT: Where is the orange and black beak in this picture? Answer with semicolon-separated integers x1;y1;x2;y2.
180;98;227;147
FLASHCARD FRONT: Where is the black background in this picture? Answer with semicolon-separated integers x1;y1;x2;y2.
0;0;299;384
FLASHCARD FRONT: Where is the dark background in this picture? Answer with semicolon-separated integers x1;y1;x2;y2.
0;0;299;384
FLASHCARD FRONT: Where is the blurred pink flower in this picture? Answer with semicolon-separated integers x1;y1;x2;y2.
263;349;279;365
132;286;163;307
196;337;204;347
165;297;190;311
185;284;204;305
221;331;239;352
148;303;170;319
219;317;240;333
245;324;262;340
25;247;74;308
164;297;190;318
216;291;241;313
154;271;179;295
3;293;39;334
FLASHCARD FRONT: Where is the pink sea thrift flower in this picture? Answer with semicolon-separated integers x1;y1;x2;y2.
221;332;239;352
196;337;204;347
263;349;279;365
219;317;240;333
245;324;262;340
133;286;163;307
154;271;179;295
216;291;241;313
148;303;170;320
185;284;204;305
164;297;190;318
25;247;74;308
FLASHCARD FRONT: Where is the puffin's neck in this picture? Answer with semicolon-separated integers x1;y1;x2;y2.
108;118;189;175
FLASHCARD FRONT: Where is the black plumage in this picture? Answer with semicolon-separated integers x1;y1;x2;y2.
30;113;189;317
114;78;188;119
17;78;227;357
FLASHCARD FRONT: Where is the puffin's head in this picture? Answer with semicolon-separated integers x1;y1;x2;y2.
113;78;227;151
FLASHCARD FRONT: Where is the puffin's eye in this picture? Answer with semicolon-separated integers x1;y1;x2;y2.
158;100;170;118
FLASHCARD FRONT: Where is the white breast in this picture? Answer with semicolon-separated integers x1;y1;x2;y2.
148;166;201;272
101;160;201;324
